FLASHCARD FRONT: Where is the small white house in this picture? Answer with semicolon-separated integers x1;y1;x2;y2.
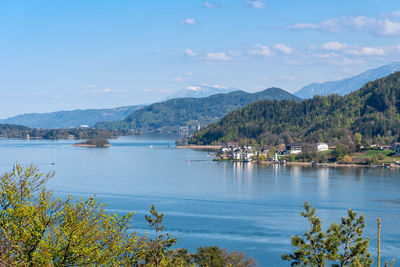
285;143;302;154
220;147;230;153
316;143;329;152
232;148;241;160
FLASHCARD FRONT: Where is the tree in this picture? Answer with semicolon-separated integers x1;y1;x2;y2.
371;154;379;165
194;246;225;267
258;154;267;161
342;155;352;164
333;144;348;161
282;201;373;267
354;133;362;151
282;201;328;266
0;164;147;266
222;249;257;267
145;204;177;266
326;209;372;266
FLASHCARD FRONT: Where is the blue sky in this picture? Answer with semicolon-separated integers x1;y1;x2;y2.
1;0;400;118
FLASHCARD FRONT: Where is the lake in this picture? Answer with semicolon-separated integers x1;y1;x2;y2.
0;136;399;266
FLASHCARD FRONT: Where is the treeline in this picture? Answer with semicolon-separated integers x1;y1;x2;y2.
189;72;400;146
0;124;118;140
95;88;301;133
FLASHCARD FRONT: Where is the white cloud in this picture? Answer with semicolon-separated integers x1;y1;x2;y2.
391;11;400;18
89;88;112;93
245;0;266;9
187;86;201;91
185;48;197;57
289;15;400;36
180;18;197;26
173;77;184;82
321;41;348;51
274;43;294;54
288;22;319;30
316;52;337;58
346;46;385;56
250;44;273;56
204;2;214;8
206;52;232;61
212;84;228;89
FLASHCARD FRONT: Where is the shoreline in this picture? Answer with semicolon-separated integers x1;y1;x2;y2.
72;144;111;148
215;159;400;169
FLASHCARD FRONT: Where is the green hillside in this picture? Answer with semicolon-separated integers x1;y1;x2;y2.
189;72;400;146
95;88;301;132
0;105;144;129
0;123;116;140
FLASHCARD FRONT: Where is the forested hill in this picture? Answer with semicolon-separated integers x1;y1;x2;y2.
0;123;116;140
95;88;301;132
189;72;400;146
0;105;144;129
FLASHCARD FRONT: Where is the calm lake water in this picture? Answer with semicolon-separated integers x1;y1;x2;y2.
0;136;399;266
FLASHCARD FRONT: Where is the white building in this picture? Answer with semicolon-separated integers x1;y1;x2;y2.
316;143;329;152
285;143;302;154
220;147;230;153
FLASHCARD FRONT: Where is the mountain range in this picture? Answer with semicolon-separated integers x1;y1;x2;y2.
95;87;301;132
190;71;400;146
0;105;144;129
295;62;400;98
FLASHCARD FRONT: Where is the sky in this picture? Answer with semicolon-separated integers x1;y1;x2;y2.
1;0;400;118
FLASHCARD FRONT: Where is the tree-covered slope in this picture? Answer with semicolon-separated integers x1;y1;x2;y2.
0;123;116;140
95;88;301;132
0;105;144;129
189;72;400;145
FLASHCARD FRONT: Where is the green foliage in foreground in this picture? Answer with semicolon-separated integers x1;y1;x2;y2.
0;164;257;266
282;201;373;266
190;71;400;146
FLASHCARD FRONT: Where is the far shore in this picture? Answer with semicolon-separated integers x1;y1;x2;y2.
72;144;111;148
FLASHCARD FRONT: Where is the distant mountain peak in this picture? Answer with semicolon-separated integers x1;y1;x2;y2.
295;62;400;99
166;85;236;99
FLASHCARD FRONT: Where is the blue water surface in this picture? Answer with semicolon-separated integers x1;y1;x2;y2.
0;136;399;266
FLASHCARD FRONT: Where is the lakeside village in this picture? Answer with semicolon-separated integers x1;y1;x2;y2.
206;142;400;167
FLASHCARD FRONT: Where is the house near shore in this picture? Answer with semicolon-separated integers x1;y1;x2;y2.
315;143;329;152
220;146;230;153
231;147;255;161
284;143;302;154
